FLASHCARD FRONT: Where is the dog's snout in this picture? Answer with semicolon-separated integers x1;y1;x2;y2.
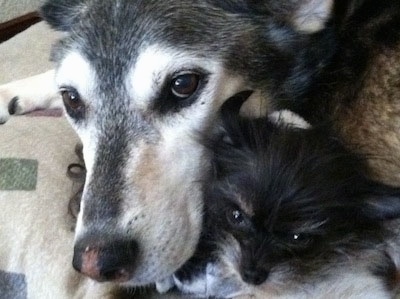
73;238;138;282
241;268;269;285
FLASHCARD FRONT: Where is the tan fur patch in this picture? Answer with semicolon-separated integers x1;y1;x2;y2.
335;42;400;186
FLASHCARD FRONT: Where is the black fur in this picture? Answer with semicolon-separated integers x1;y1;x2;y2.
177;101;400;287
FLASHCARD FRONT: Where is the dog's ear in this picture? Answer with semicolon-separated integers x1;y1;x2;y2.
220;0;334;33
216;90;253;146
290;0;334;33
40;0;87;32
220;90;253;118
361;185;400;221
249;0;334;33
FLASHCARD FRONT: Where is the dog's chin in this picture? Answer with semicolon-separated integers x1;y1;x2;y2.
115;264;181;287
112;238;200;287
122;271;172;287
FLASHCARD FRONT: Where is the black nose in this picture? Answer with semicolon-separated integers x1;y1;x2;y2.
241;268;269;285
73;238;138;282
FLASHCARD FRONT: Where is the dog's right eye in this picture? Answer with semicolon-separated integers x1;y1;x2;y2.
60;88;85;119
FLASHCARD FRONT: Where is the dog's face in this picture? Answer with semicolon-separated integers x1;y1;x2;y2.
202;110;400;294
41;0;334;285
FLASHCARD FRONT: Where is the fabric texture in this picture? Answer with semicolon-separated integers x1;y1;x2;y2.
0;0;44;23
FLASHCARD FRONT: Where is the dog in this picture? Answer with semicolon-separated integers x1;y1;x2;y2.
0;0;400;289
169;95;400;298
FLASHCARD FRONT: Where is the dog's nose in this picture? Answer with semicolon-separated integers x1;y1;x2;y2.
72;238;138;282
241;268;269;285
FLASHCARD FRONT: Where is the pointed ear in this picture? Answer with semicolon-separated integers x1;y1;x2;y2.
362;188;400;221
40;0;87;32
291;0;334;33
220;90;253;118
214;90;253;146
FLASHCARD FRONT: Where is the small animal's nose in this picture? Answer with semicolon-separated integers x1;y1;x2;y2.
72;238;138;282
241;268;269;285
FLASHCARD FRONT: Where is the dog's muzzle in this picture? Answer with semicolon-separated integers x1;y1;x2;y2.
72;236;138;282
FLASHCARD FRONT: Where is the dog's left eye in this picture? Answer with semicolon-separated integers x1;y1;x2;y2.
170;73;200;99
153;72;204;113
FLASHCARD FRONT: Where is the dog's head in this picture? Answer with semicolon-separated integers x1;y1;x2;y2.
41;0;335;285
203;108;400;293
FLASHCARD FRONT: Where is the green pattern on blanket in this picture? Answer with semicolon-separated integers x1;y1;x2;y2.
0;270;27;299
0;159;38;190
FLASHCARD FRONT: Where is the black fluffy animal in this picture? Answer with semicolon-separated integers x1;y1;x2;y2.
173;95;400;298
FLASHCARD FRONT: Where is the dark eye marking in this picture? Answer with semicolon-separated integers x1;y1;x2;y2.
60;87;85;120
153;70;207;114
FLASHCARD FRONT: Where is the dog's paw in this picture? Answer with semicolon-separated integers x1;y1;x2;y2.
6;93;51;116
0;107;9;124
3;96;29;123
0;70;61;124
0;91;57;124
0;90;15;124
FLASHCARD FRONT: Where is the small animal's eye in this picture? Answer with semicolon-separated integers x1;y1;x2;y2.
279;232;311;247
226;208;249;228
291;233;312;247
60;87;85;119
170;73;200;99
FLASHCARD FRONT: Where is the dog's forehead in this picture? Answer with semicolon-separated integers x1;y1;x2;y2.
50;0;300;96
53;0;257;70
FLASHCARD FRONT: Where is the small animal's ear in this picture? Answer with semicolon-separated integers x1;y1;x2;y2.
362;187;400;221
220;90;253;118
290;0;334;33
213;90;252;147
40;0;87;32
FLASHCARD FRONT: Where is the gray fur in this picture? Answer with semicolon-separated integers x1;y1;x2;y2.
40;0;335;287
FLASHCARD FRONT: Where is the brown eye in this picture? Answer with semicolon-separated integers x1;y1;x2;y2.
61;90;83;110
61;89;83;110
60;88;85;120
171;73;200;99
